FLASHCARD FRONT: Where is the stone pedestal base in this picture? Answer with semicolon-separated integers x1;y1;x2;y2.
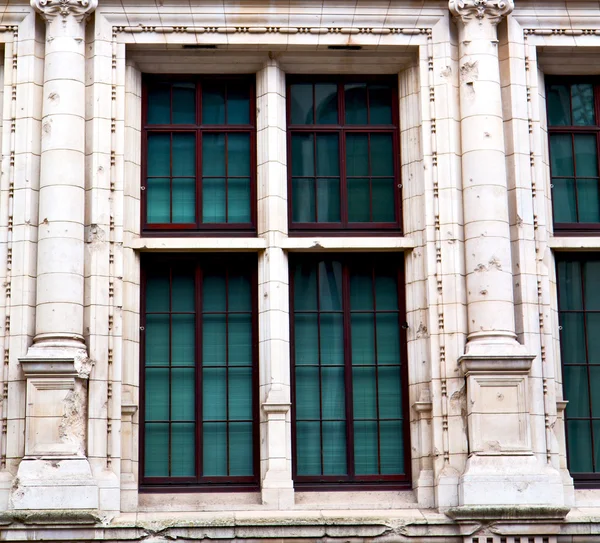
10;458;98;511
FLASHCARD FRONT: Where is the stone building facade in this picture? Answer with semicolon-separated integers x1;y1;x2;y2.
0;0;598;541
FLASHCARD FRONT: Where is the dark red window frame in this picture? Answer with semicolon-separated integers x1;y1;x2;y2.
141;75;257;236
286;75;403;237
139;253;260;491
546;76;600;235
289;253;411;490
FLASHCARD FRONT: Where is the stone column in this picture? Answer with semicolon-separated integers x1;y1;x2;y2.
11;0;99;515
448;0;564;509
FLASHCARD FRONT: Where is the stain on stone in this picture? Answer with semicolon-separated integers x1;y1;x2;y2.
488;256;502;270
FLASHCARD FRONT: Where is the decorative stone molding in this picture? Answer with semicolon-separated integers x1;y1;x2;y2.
31;0;98;23
449;0;514;25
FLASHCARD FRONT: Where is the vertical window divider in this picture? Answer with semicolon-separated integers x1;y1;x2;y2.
572;134;581;222
371;266;382;475
225;268;231;476
581;264;596;471
316;262;324;476
342;261;355;478
168;267;173;477
195;263;203;482
313;131;319;224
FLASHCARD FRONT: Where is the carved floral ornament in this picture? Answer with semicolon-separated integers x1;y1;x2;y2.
449;0;514;25
31;0;98;23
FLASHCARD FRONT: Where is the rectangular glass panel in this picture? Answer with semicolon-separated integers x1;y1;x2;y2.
171;368;195;420
229;314;252;366
203;314;226;366
171;314;195;366
202;133;225;176
145;423;169;476
203;274;226;312
171;423;195;476
375;272;398;311
147;133;171;177
351;313;375;365
560;313;586;364
369;84;393;124
547;84;571;126
550;134;574;177
227;178;251;223
294;262;317;311
316;178;340;222
379;421;403;474
172;133;196;177
348;178;370;222
296;421;321;475
350;269;373;310
292;134;315;177
318;260;342;310
572;84;595;126
295;366;320;420
552;178;577;223
574;134;598;177
228;133;250;177
172;83;196;124
353;366;377;419
203;367;226;420
202;85;225;124
145;314;169;365
370;134;394;176
172;178;196;223
354;420;378;474
290;83;313;125
378;366;402;419
147;178;171;224
292;178;316;223
202;178;226;223
228;367;252;420
172;273;195;312
147;85;171;125
227;85;250;125
145;368;169;421
345;83;368;124
321;366;345;420
372;178;395;222
203;422;227;476
320;313;344;365
146;274;170;312
315;84;338;124
590;366;600;417
587;314;600;364
376;314;400;366
584;260;600;310
558;260;583;311
564;365;590;418
322;421;347;475
346;134;369;177
229;423;253;475
316;134;339;176
567;420;593;472
294;314;319;365
229;273;251;312
577;179;600;223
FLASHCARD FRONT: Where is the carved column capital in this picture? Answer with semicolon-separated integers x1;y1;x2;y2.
449;0;514;25
31;0;98;23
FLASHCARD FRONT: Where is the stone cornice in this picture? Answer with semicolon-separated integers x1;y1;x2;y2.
31;0;98;23
449;0;514;25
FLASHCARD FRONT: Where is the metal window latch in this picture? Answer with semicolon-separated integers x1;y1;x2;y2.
401;322;409;329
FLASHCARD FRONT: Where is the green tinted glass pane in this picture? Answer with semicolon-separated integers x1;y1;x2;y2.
202;85;225;124
147;178;171;224
353;366;377;419
550;134;574;176
321;366;345;419
146;274;169;312
371;134;394;176
346;134;369;177
202;177;226;223
294;262;317;311
203;274;226;311
322;421;347;475
372;178;395;222
567;420;593;472
590;366;600;417
369;84;393;124
316;134;339;176
375;272;398;311
228;178;251;223
552;178;577;223
558;260;582;311
345;83;368;124
145;314;169;366
229;367;252;420
171;368;195;420
171;423;195;476
229;423;253;475
377;314;400;366
380;421;403;474
577;179;600;223
378;366;402;419
587;314;600;364
584;260;600;310
228;133;250;177
296;421;321;475
203;367;226;420
295;314;319;365
561;313;586;364
202;134;225;176
320;313;344;366
318;260;342;311
172;178;196;223
348;178;370;222
563;366;590;418
350;269;373;310
172;83;196;124
147;85;171;124
594;421;600;473
147;133;171;177
317;178;340;222
172;273;195;312
229;314;252;366
572;84;595;126
172;314;195;366
145;368;169;421
292;134;315;177
292;178;316;223
290;84;313;124
145;423;169;476
203;314;226;366
295;366;320;420
547;84;571;126
229;273;251;311
203;422;227;475
575;134;598;177
227;85;250;125
354;421;378;474
172;133;195;177
315;84;338;124
352;313;375;366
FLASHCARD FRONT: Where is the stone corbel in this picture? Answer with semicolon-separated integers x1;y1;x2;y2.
449;0;514;25
31;0;98;23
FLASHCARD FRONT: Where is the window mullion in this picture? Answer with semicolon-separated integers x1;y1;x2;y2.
196;263;203;482
342;259;355;478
